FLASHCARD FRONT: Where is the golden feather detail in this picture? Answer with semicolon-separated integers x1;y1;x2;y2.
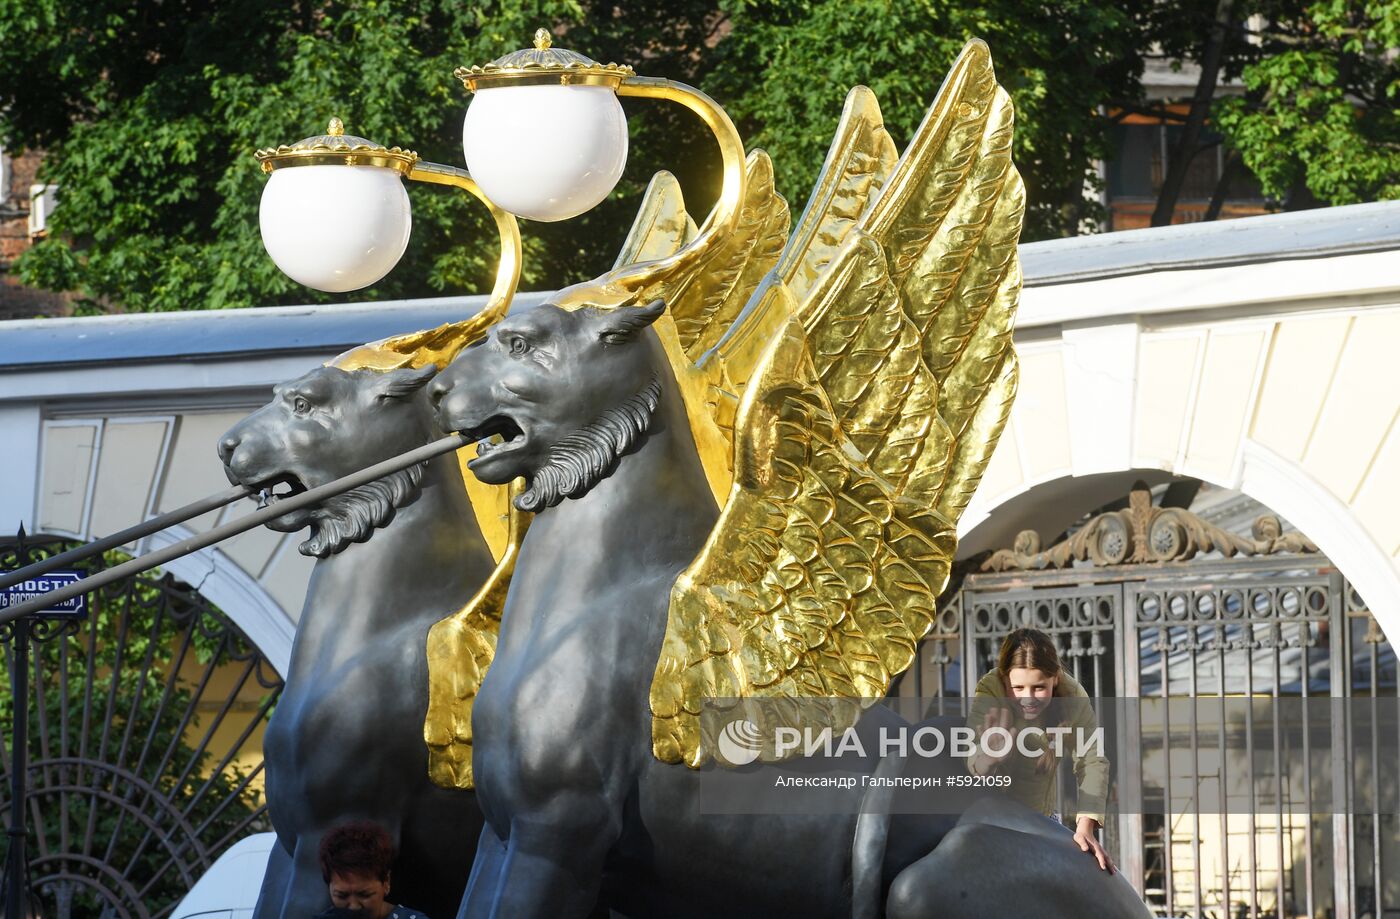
664;151;791;362
777;85;898;304
613;170;697;269
649;39;1023;766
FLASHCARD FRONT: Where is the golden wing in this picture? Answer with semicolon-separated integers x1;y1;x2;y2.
625;154;791;504
425;483;529;788
699;85;897;408
662;151;790;361
650;39;1023;766
613;171;697;268
859;39;1022;523
776;85;898;305
650;307;957;765
686;84;898;477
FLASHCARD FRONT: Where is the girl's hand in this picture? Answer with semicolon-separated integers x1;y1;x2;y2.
1074;817;1115;873
970;707;1017;775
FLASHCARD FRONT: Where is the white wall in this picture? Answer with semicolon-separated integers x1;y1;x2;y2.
964;248;1400;645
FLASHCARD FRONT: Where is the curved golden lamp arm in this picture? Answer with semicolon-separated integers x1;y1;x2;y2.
614;77;747;286
407;160;522;329
334;161;523;373
329;159;522;556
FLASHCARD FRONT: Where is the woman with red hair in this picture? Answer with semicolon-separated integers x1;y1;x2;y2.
316;821;429;919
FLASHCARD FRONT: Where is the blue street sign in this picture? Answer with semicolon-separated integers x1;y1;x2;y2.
0;570;87;619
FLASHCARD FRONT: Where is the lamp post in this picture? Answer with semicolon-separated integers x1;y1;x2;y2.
254;28;749;308
2;29;759;640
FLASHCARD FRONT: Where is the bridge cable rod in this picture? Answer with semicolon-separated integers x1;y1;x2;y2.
0;433;471;625
0;484;255;591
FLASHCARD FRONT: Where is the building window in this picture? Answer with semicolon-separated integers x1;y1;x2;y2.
28;183;58;238
1105;119;1267;230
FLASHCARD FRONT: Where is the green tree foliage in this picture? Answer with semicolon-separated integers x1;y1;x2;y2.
1;0;755;312
1214;1;1400;206
711;1;1154;240
1107;1;1400;222
2;1;594;312
2;1;1396;313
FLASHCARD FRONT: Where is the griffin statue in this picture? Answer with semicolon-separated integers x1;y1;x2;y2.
311;36;1149;919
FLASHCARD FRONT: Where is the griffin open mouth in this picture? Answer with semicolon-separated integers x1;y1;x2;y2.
465;415;527;461
256;473;309;507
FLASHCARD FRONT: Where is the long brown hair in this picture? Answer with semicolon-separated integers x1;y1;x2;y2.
996;627;1065;689
994;627;1065;773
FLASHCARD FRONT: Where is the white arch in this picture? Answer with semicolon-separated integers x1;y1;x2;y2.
1238;442;1400;639
960;447;1400;645
958;284;1400;649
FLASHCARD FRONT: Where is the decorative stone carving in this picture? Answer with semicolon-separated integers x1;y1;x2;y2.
981;481;1319;572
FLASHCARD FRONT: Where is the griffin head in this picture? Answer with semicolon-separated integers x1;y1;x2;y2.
431;294;667;512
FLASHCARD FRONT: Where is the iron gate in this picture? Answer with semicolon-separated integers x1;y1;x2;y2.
1;533;283;918
894;483;1398;919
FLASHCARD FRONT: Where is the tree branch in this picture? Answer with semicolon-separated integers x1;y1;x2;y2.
1152;0;1237;227
1204;149;1242;221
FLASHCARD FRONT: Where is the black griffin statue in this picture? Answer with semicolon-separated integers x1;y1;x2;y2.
428;293;1151;918
219;364;496;919
423;38;1153;919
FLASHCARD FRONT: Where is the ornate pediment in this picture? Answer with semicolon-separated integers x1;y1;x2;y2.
981;480;1318;572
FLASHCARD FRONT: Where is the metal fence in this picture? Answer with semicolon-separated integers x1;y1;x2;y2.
892;485;1398;919
4;493;1394;918
0;534;282;919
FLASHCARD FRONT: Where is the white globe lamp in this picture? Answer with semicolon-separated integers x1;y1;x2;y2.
456;30;633;222
254;119;419;292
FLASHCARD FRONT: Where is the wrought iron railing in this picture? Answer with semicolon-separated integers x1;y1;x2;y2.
1;532;283;919
897;483;1397;919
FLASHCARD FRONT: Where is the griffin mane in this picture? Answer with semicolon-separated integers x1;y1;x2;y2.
297;462;427;558
516;375;663;513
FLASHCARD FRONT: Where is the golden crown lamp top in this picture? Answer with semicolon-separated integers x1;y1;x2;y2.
455;28;634;92
253;116;419;175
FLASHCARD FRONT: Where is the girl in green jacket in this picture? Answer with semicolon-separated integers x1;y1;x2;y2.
967;627;1116;874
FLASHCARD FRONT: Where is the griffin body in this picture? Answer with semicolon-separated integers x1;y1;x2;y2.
433;300;861;918
432;295;1148;918
429;38;1151;918
219;365;496;919
432;302;722;916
